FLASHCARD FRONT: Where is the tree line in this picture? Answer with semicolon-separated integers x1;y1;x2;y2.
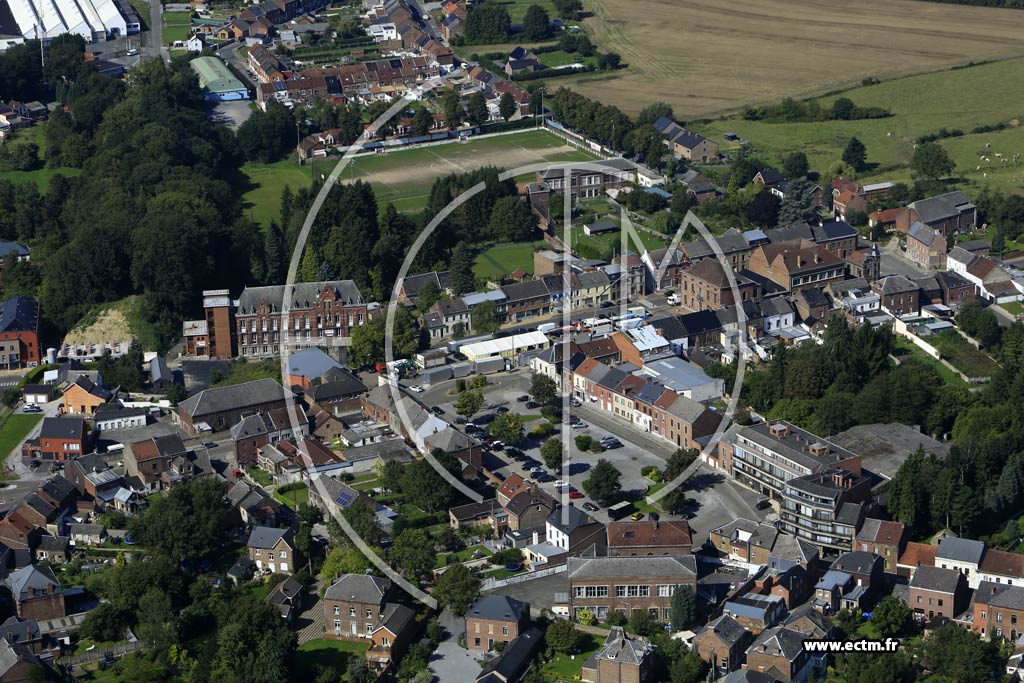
741;96;891;123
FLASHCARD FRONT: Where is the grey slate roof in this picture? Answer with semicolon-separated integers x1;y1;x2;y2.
476;627;543;683
246;526;291;550
974;581;1024;611
309;371;368;403
568;555;697;579
910;565;963;594
702;614;748;647
39;417;85;440
937;536;985;564
747;626;806;661
0;297;38;333
830;551;880;576
324;574;391;603
230;414;269;441
179;378;292;419
594;627;653;665
286;348;342;379
93;404;147;422
878;274;919;295
5;565;60;602
236;280;364;314
908;191;973;224
375;602;416;635
467;595;529;622
547;505;597;534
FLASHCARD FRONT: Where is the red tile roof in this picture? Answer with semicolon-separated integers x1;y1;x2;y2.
898;541;937;569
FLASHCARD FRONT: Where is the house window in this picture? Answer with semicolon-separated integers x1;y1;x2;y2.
382;636;390;647
502;627;509;636
350;607;356;617
280;551;287;559
255;549;261;556
334;620;341;630
658;585;675;597
334;606;340;615
366;609;372;619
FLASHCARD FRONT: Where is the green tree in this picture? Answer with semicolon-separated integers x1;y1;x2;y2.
489;412;525;445
522;5;552;40
236;99;296;163
417;281;441;312
471;300;500;335
668;650;708;683
777;178;821;226
552;0;582;19
464;4;511;43
412;106;433;136
831;97;855;120
440;89;464;128
911;141;956;180
583;459;622;506
669;585;696;630
487;196;537;242
349;318;386;367
389;528;435;577
782;151;809;178
499;92;517;121
628;608;658;635
379;459;405;493
127;478;227;563
546;619;583;654
455;389;484;418
842;136;867;172
433;563;481;614
920;622;1004;683
210;598;295;683
400;455;459;512
541;438;563;471
80;602;127;642
466;92;489;127
320;546;372;584
830;651;915;683
450;242;476;296
663;448;698;481
529;373;558;404
870;595;913;638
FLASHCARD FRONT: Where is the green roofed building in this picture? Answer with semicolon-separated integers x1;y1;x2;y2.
189;56;249;101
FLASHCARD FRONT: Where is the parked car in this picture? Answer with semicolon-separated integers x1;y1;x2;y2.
516;395;529;402
525;401;539;409
569;491;584;500
491;441;505;451
465;424;479;433
569;398;582;407
630;512;645;521
571;421;588;430
496;406;509;414
431;406;445;415
22;405;41;413
408;385;424;393
582;502;599;512
553;480;568;489
202;441;217;449
521;459;540;469
536;473;555;483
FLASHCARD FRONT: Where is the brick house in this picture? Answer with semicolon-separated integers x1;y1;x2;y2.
723;593;787;633
465;595;529;652
366;603;419;676
5;566;65;622
900;191;977;236
709;519;779;565
324;574;392;639
744;627;823;683
606;520;693;557
504;489;556;532
746;241;845;293
896;541;938;580
0;296;40;369
60;376;115;415
501;279;552;322
653;117;719;163
247;526;300;574
934;271;975;308
693;614;752;677
678;260;760;311
873;275;921;318
971;582;1024;642
124;434;188;490
21;417;89;463
907;565;967;621
581;627;655;683
906;222;947;270
537;158;637;200
854;519;906;575
545;505;606;557
567;555;698;623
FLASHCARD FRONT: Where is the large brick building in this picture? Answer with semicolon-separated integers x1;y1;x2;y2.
0;296;40;369
324;574;392;640
693;614;753;677
182;281;368;360
20;417;89;463
567;556;697;623
746;240;845;293
971;581;1024;642
908;565;967;622
176;378;293;436
677;260;760;311
5;566;65;622
606;520;693;557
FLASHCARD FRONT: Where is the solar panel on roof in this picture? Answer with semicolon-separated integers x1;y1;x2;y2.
335;491;354;506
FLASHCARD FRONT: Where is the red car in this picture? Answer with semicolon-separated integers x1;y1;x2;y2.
232;469;243;478
568;491;584;499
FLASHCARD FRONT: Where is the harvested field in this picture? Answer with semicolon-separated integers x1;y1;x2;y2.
566;0;1024;117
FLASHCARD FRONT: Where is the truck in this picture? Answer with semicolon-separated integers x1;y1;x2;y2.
537;322;558;334
666;292;680;306
607;500;636;521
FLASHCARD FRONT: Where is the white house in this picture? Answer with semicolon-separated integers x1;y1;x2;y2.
936;537;986;589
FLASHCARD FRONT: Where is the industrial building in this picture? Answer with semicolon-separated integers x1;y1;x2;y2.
189;56;249;101
0;0;139;50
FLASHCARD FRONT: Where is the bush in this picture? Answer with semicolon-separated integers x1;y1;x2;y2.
641;466;662;482
530;422;555;439
490;548;523;566
574;435;593;451
605;610;628;627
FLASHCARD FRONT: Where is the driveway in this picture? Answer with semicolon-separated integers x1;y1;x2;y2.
429;609;482;683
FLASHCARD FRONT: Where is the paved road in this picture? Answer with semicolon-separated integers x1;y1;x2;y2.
145;0;168;63
429;609;482;683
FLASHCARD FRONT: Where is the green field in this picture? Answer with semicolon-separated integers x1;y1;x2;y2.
491;0;557;23
0;414;41;460
241;128;600;226
695;58;1024;193
0;167;81;191
292;639;370;681
892;337;966;387
162;10;193;44
538;50;596;69
273;483;309;508
474;240;549;280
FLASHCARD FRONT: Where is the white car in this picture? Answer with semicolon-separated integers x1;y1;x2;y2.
553;480;568;489
408;385;424;393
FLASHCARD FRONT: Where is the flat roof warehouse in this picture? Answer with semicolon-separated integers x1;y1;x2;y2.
0;0;139;48
189;57;250;101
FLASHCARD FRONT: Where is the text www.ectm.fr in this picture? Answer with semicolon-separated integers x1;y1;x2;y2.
803;639;901;653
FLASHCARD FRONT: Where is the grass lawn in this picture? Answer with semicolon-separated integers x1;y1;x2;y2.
483;566;528;580
634;483;665;514
240;158;317;228
162;10;193;44
930;329;1000;379
74;638;126;655
436;544;493;567
540;633;600;682
247;468;273;487
999;301;1024;317
0;414;41;459
538;50;597;69
490;0;556;22
0;167;81;191
892;337;966;387
695;57;1024;193
292;639;370;681
474;240;549;280
273;483;309;508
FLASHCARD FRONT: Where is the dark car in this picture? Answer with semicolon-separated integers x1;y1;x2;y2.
536;473;555;483
600;301;614;308
525;401;539;409
202;441;217;449
496;406;510;414
521;459;540;470
465;424;479;433
583;502;599;512
432;406;445;415
516;395;529;402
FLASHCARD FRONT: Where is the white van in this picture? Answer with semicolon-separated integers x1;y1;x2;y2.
537;322;557;334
